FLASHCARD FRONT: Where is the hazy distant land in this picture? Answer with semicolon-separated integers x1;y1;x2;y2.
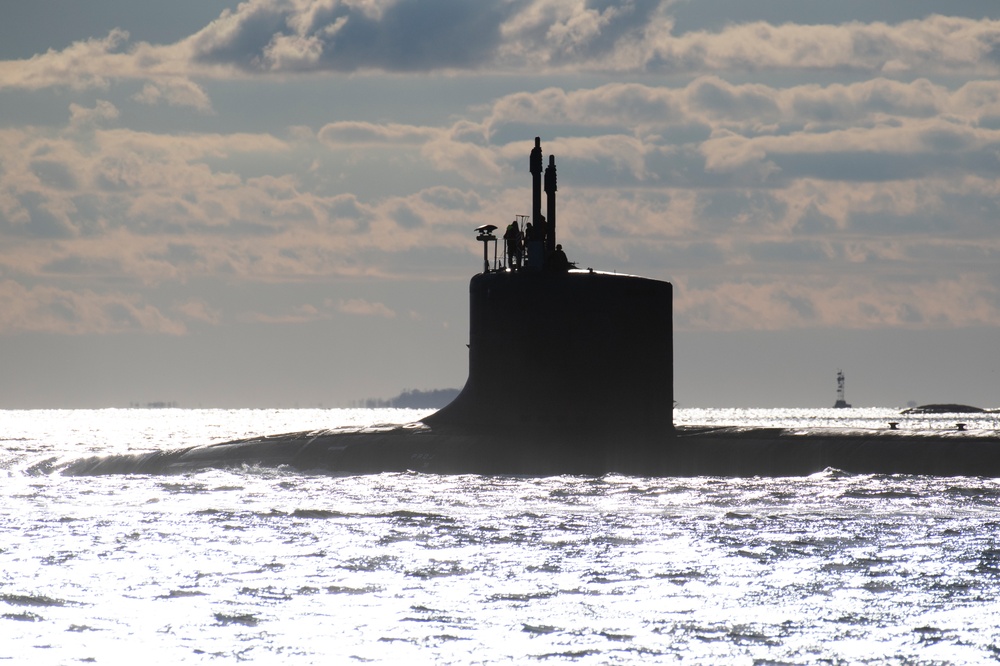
353;388;461;409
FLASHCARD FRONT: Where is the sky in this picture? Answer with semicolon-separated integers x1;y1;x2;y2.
1;0;999;409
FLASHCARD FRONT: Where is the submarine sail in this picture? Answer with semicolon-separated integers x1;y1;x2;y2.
426;137;672;439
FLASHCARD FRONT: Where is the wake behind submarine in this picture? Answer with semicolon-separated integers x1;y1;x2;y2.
65;138;1000;477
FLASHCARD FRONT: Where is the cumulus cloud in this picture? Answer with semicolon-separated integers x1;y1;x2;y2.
174;299;222;326
673;273;1000;332
2;5;1000;99
485;77;1000;136
0;29;134;90
698;118;1000;185
132;80;213;112
187;0;508;72
68;100;120;129
184;9;1000;76
0;280;185;334
318;121;438;145
336;298;395;318
643;15;1000;75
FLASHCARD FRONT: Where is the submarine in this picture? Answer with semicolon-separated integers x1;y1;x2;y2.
64;138;1000;478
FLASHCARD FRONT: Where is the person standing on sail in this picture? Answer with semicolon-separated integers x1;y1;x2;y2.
503;219;522;270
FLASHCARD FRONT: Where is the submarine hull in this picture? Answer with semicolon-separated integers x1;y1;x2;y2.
62;424;665;477
62;424;1000;477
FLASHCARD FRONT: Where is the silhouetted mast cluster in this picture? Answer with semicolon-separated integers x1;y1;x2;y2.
530;136;557;253
479;138;568;273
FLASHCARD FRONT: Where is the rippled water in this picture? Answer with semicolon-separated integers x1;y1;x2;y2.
4;408;1000;664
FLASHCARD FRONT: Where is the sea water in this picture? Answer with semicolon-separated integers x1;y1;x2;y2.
3;407;1000;664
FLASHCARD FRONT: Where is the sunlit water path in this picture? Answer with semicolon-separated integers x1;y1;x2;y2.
2;408;1000;664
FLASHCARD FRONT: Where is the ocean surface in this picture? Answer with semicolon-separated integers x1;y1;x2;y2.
3;407;1000;664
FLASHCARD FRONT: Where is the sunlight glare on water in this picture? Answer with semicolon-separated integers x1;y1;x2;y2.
2;408;1000;664
674;406;1000;431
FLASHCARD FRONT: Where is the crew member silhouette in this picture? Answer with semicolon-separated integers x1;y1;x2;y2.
547;244;570;272
503;220;522;270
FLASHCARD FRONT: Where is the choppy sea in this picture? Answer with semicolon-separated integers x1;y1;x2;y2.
3;407;1000;665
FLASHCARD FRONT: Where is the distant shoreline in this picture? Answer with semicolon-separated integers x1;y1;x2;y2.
351;388;461;410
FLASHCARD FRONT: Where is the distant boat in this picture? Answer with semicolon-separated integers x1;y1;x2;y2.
833;370;851;408
901;404;985;415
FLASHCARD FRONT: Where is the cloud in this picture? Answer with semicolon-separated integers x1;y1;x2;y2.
242;302;331;324
484;84;685;137
68;100;120;129
29;160;78;191
318;121;438;146
0;280;185;334
0;29;133;90
317;122;505;183
2;6;1000;98
484;77;999;136
182;8;999;75
673;272;1000;332
643;15;1000;75
189;0;508;73
699;118;1000;184
174;299;222;326
132;80;213;112
336;298;396;318
0;112;490;290
4;190;78;239
5;36;1000;340
390;203;425;229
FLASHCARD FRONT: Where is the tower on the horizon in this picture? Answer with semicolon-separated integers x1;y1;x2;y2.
833;370;851;408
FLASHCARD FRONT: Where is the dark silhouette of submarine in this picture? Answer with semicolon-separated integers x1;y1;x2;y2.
64;138;1000;477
